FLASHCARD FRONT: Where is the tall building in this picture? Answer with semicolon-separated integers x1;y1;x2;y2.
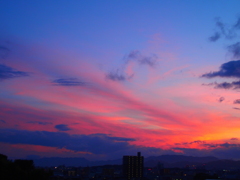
122;152;144;180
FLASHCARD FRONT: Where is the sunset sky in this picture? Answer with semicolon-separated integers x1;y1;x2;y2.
1;0;240;161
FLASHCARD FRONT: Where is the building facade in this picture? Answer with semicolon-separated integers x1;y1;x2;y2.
122;152;144;180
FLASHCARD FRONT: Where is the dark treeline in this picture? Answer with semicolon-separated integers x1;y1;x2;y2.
0;154;52;180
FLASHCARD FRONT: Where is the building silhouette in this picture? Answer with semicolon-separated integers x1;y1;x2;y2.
122;152;144;180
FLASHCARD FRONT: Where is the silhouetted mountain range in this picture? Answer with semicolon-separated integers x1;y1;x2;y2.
205;159;240;170
33;157;125;167
31;155;240;170
144;155;218;167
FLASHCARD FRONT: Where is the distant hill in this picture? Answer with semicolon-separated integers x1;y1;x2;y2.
146;155;218;163
205;159;240;170
33;155;219;167
144;155;218;167
34;157;89;167
32;154;240;170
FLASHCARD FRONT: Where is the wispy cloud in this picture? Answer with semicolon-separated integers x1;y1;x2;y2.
219;97;225;102
106;50;157;82
0;64;29;80
206;81;240;90
175;140;206;146
0;120;6;123
27;121;52;125
127;50;158;67
55;124;72;131
0;46;10;59
105;67;135;82
228;42;240;59
209;32;221;42
209;17;240;42
208;16;240;61
173;145;240;159
201;60;240;90
0;129;137;154
215;18;227;36
202;60;240;78
203;142;240;148
233;107;240;110
106;69;129;81
216;81;240;89
52;78;86;86
234;17;240;29
233;99;240;104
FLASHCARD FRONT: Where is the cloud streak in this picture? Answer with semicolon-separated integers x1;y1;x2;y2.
0;64;29;80
209;32;221;42
219;97;225;102
27;121;52;125
201;60;240;90
0;119;6;123
233;99;240;104
106;50;157;82
127;50;158;67
228;42;240;59
0;46;10;59
105;69;129;81
209;17;240;42
0;129;136;154
55;124;72;131
202;60;240;78
205;81;240;90
52;78;86;86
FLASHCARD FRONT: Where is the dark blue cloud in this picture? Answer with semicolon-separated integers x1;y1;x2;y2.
234;17;240;29
205;81;240;89
205;17;240;91
219;97;225;102
0;119;6;123
99;134;135;142
210;146;240;159
219;143;238;148
52;78;86;86
209;32;221;42
202;60;240;78
233;99;240;104
174;141;240;159
215;18;226;35
215;81;240;89
2;129;240;159
138;56;157;67
203;142;240;149
0;46;10;59
106;50;157;82
233;107;240;110
106;69;129;81
209;17;239;42
0;64;29;80
208;16;240;63
0;129;136;154
228;42;240;59
0;128;183;159
127;50;157;67
175;140;206;146
173;146;240;160
55;124;72;131
27;121;52;125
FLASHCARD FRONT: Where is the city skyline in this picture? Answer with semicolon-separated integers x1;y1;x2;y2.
1;0;240;161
